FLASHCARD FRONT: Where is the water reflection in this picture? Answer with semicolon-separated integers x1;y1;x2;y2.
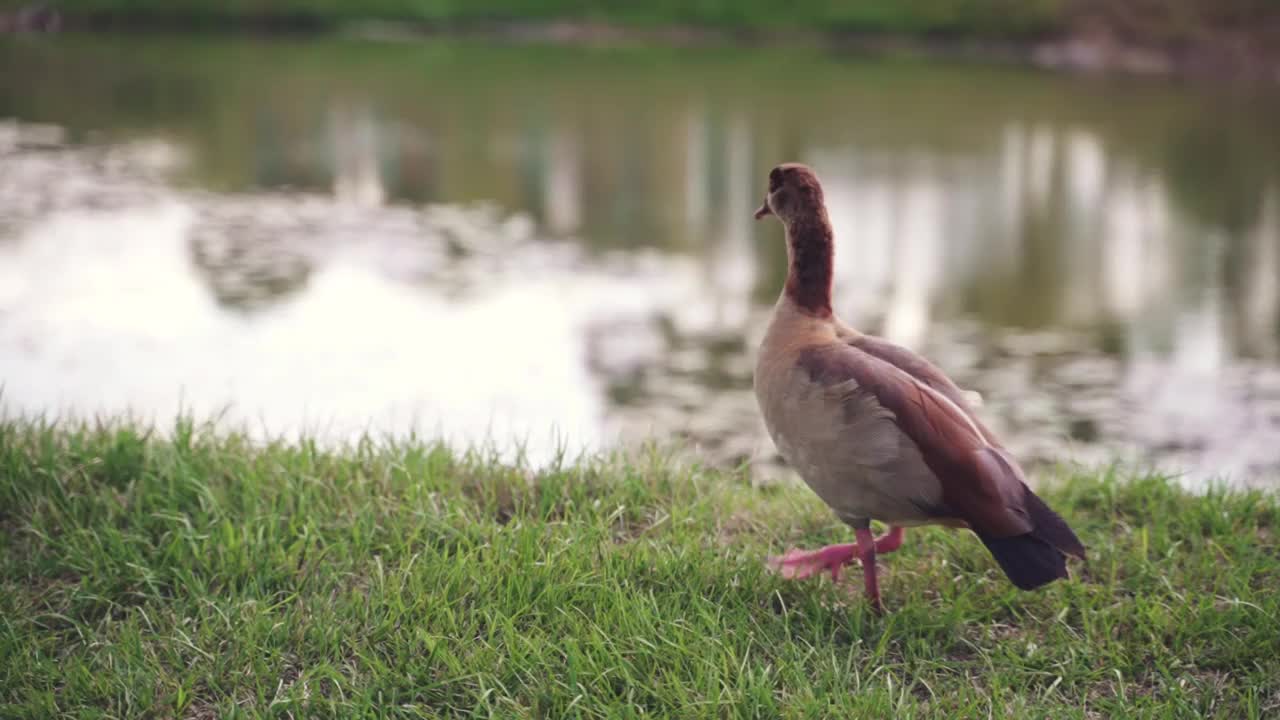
1;37;1279;484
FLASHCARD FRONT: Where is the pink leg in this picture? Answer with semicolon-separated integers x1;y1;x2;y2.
855;527;882;614
767;543;858;581
875;526;905;554
768;526;903;612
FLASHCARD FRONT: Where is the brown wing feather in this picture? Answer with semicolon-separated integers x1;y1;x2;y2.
848;334;999;446
798;343;1031;538
847;334;965;400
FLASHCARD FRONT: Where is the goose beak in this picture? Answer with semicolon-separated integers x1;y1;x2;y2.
753;200;772;220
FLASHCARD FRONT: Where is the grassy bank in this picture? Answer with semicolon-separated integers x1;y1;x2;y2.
6;0;1276;43
1;419;1278;717
5;1;1278;80
3;0;1066;36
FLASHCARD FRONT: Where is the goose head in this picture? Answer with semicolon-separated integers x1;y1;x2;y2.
754;162;826;225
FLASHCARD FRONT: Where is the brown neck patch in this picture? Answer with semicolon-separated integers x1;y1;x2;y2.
784;211;834;317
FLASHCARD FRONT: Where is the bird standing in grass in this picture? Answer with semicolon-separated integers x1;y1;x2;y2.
751;163;1085;613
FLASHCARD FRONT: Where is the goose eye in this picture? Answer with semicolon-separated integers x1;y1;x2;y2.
768;168;783;192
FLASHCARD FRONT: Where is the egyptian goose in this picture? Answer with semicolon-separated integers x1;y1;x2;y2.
752;163;1085;613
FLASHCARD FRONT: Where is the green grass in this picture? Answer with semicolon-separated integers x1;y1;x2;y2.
1;418;1278;718
9;0;1277;46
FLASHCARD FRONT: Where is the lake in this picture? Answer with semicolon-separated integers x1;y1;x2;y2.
2;34;1279;485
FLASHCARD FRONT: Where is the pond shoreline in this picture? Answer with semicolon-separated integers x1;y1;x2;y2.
4;7;1279;85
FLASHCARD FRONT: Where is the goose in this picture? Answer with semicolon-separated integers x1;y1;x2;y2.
752;162;1085;613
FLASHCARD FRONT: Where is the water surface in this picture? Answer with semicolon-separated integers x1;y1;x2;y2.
2;35;1279;484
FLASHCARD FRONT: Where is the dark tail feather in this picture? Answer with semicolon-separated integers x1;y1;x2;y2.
1022;489;1086;560
979;488;1087;591
978;532;1069;590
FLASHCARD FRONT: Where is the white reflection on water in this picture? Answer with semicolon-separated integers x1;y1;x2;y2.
0;173;680;464
545;125;583;235
330;103;388;208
